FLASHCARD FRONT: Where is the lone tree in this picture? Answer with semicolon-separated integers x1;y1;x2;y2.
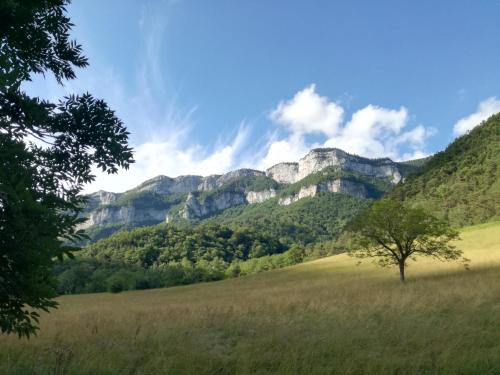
348;199;464;282
0;1;133;337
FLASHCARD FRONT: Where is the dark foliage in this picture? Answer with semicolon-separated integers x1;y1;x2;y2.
54;223;311;293
83;223;286;266
0;1;133;336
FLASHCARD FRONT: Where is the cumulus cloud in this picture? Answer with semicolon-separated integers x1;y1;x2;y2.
22;6;438;195
270;84;344;137
262;85;434;167
258;133;313;168
86;124;251;193
453;97;500;136
324;105;409;159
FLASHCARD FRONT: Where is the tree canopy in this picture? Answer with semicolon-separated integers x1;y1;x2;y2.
390;114;500;226
0;0;133;337
348;199;464;281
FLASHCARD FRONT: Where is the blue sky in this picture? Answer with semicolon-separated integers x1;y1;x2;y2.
24;0;500;192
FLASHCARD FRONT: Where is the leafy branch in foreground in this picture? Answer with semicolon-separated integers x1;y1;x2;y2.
0;0;133;337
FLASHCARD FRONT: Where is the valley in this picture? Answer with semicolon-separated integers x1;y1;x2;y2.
2;3;500;374
1;222;499;374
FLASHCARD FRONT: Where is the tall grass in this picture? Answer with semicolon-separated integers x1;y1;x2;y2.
1;222;499;374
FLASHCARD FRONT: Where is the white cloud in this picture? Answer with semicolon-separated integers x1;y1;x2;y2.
270;84;344;137
23;3;255;194
263;85;434;165
453;97;500;137
85;124;251;193
21;4;439;195
259;133;313;168
324;105;409;159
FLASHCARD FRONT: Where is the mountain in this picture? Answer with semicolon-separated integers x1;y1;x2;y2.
391;113;500;226
79;147;423;242
58;115;499;298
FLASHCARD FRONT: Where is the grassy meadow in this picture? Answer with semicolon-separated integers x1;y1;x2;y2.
1;222;499;374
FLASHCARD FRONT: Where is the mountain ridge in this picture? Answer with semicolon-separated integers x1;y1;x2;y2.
80;147;423;241
87;147;415;197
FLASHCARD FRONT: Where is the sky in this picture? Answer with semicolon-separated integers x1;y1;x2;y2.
23;0;500;193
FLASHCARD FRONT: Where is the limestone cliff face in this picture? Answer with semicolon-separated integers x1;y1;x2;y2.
267;148;402;184
180;191;247;219
217;169;265;186
297;148;402;183
82;205;168;228
78;190;121;226
136;175;204;194
198;169;266;191
81;148;419;236
198;175;220;191
179;188;278;220
245;189;277;204
86;190;120;207
278;179;368;206
135;169;267;194
266;163;299;184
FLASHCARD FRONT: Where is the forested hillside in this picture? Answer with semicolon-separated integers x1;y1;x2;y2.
60;116;500;295
391;114;500;226
203;192;370;244
56;192;368;293
79;147;419;242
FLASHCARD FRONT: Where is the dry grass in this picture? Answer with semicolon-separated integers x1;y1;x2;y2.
1;222;500;374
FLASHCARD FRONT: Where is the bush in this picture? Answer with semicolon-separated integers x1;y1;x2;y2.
107;270;135;293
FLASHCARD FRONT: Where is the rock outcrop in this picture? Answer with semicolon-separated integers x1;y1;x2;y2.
83;205;169;228
266;163;299;184
215;169;265;186
135;169;267;194
81;147;420;236
180;186;278;220
198;175;220;191
245;189;277;204
267;148;402;184
136;175;203;195
297;148;402;183
180;192;247;219
278;179;368;206
86;190;120;207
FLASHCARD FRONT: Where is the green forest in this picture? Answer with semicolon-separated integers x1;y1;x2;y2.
55;192;366;293
391;114;500;226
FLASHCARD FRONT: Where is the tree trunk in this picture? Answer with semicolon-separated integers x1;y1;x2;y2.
399;261;405;282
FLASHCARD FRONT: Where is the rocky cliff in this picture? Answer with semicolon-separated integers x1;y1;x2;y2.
266;148;403;184
133;168;266;194
80;147;422;239
84;205;169;228
266;163;299;184
245;189;277;204
135;175;203;195
177;188;279;220
278;179;368;205
180;192;247;220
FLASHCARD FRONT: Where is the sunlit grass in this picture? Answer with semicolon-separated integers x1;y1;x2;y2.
1;222;499;374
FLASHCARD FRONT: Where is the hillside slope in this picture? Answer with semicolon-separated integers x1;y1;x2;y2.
2;222;499;374
392;114;500;226
203;191;371;245
80;148;422;242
